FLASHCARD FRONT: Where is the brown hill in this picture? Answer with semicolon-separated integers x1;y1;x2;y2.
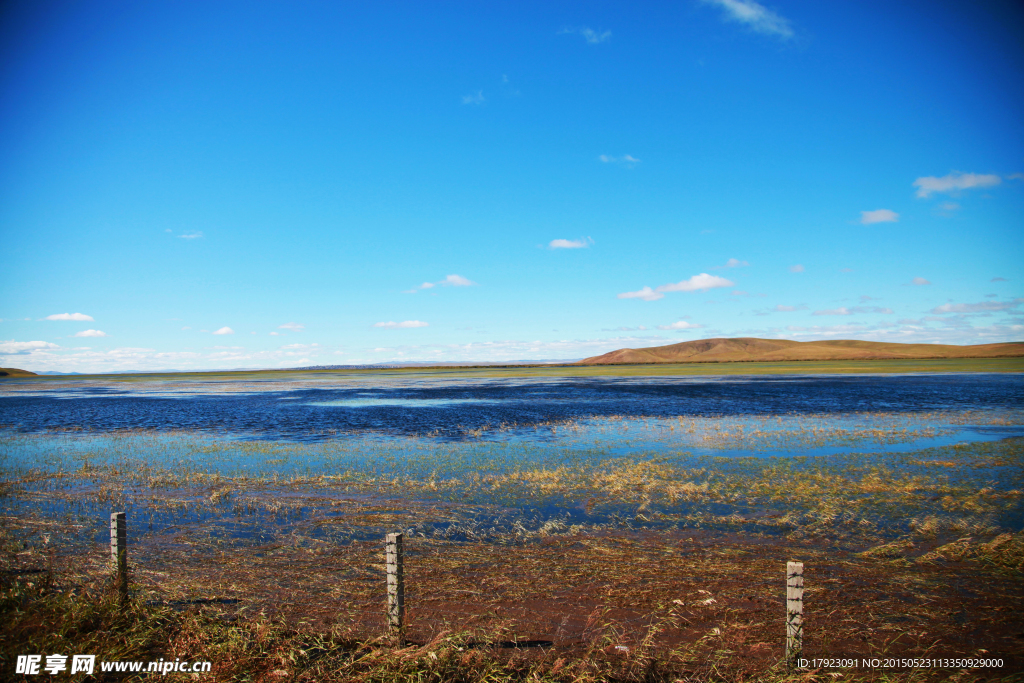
578;338;1024;365
0;367;38;377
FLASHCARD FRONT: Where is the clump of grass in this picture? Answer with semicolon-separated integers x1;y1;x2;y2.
918;532;1024;572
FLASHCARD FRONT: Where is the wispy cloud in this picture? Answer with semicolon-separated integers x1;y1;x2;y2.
559;27;611;44
656;273;734;293
930;299;1022;314
813;306;894;316
911;277;931;286
789;264;804;273
461;90;485;105
0;340;60;355
913;172;1001;198
45;313;94;321
599;154;641;167
712;258;753;268
278;322;305;331
657;320;702;330
406;274;476;292
618;273;733;301
374;320;429;328
74;329;108;337
618;287;663;301
860;209;899;224
992;277;1008;282
212;327;235;335
703;0;794;39
178;231;203;239
774;304;804;312
549;238;592;249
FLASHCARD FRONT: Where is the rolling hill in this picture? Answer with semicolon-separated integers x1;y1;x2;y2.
578;338;1024;365
0;367;38;377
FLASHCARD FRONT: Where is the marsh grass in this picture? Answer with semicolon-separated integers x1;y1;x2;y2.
2;525;1022;682
3;411;1024;680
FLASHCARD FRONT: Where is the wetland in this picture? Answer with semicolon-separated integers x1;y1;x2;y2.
2;366;1023;681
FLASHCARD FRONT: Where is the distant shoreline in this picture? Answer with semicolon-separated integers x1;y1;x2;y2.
3;356;1023;380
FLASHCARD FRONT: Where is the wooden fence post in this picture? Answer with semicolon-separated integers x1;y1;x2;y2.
110;512;128;606
386;533;404;637
786;561;804;668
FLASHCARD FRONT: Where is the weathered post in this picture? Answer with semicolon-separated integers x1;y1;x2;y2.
110;512;128;606
786;561;804;668
386;533;404;638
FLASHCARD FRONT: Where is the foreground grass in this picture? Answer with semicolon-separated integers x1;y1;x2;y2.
3;522;1023;682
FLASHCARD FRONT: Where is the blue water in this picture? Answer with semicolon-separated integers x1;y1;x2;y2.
1;372;1021;441
2;372;1022;546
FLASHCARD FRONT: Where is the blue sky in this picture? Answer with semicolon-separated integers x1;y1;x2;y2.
2;0;1022;372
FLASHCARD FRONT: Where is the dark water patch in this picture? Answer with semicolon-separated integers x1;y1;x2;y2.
2;374;1021;441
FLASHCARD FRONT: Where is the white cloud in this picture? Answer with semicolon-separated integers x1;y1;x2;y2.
178;231;203;239
0;340;60;355
442;274;475;286
789;265;804;273
560;27;611;44
656;273;734;293
549;238;592;249
599;154;641;166
212;327;235;335
911;277;931;286
617;287;663;301
408;274;475;292
931;299;1022;314
913;172;1001;198
74;329;107;337
774;305;798;312
461;90;485;105
269;331;281;336
720;258;749;268
620;273;734;301
374;320;429;328
278;322;305;331
938;202;960;212
45;312;94;321
860;209;899;224
1008;173;1024;181
813;306;894;316
704;0;794;39
657;320;702;330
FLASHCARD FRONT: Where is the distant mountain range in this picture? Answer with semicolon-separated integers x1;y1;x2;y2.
578;338;1024;364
